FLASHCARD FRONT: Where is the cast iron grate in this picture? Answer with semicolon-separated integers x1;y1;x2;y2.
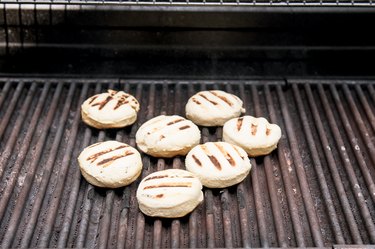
0;78;374;248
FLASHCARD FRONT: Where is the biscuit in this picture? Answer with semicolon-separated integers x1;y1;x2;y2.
185;142;251;188
223;116;282;157
78;141;142;188
135;115;201;158
185;90;245;126
136;169;204;218
81;89;140;129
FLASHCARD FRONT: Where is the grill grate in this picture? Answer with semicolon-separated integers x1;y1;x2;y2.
0;78;374;248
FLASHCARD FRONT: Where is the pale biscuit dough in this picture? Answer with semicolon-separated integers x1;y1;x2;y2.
136;169;204;218
81;89;140;129
185;90;245;126
135;115;201;158
185;142;251;188
78;141;142;188
223;116;282;157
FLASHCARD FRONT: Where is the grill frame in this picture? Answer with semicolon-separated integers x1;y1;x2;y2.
2;1;375;78
0;78;374;248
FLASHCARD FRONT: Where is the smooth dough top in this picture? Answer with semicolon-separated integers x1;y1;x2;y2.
185;90;245;126
223;116;282;150
81;89;140;125
185;142;251;188
135;115;201;156
136;169;203;209
78;140;142;188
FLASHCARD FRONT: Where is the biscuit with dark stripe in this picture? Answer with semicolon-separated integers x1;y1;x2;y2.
223;116;282;157
136;115;201;158
78;141;142;188
185;90;245;126
185;142;251;188
81;89;140;129
136;169;203;218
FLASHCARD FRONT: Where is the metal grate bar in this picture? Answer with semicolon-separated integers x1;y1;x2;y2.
56;127;92;248
0;82;24;140
0;82;37;179
14;83;76;248
0;82;12;110
18;84;75;247
343;85;375;170
276;84;325;247
338;85;375;203
304;84;363;244
368;85;375;112
248;84;269;247
291;84;345;244
236;83;255;248
354;85;375;135
0;82;63;248
0;83;51;214
38;83;89;248
318;84;375;243
260;85;288;247
265;84;306;247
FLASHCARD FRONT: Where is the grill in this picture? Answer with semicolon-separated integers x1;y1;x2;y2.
1;0;375;247
0;79;374;248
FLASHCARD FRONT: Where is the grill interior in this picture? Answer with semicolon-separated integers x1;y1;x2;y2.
0;78;374;248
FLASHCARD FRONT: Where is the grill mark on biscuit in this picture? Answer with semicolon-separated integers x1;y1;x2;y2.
167;118;184;126
192;98;201;105
237;117;244;131
113;94;130;109
144;174;194;181
88;96;98;104
232;146;245;160
192;155;202;167
198;93;218;106
209;91;233;106
92;96;113;110
86;145;128;163
251;123;258;136
208;155;221;170
143;182;192;190
146;118;190;139
144;175;168;181
97;151;134;167
215;143;236;167
108;90;118;96
201;145;222;170
266;128;271;136
179;125;190;130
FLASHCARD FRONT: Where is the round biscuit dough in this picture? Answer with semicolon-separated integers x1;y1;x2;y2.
136;169;204;218
78;141;142;188
185;142;251;188
223;116;282;157
185;90;245;126
81;89;140;129
135;115;201;158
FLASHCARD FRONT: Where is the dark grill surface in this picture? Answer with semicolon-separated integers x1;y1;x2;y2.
0;78;374;248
